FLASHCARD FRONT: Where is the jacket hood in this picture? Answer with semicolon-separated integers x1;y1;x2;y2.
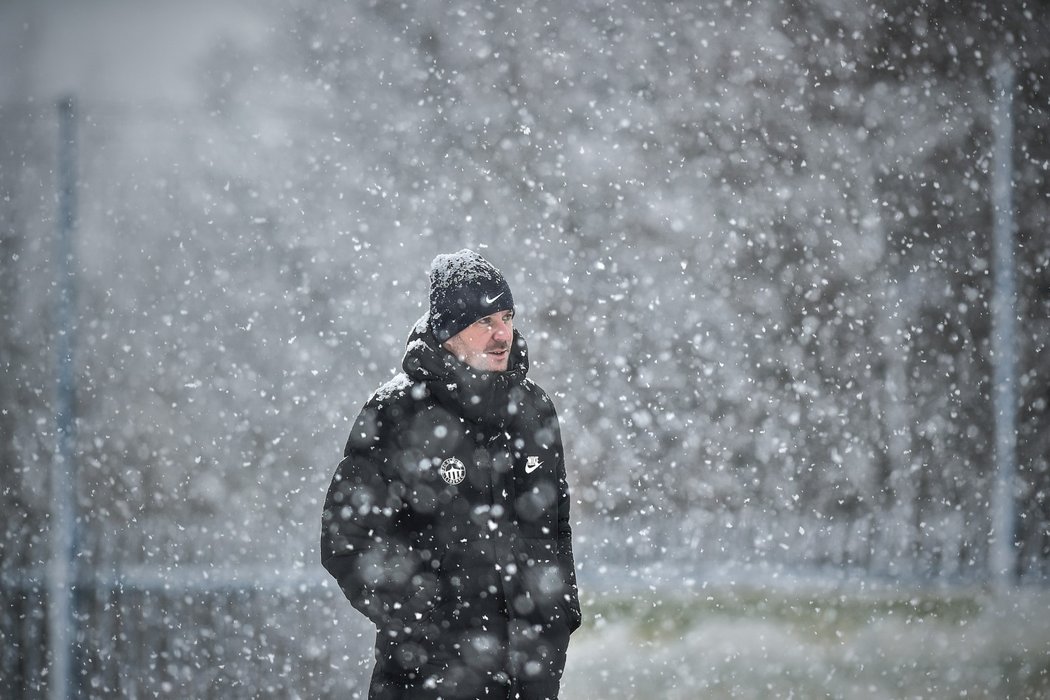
401;315;529;431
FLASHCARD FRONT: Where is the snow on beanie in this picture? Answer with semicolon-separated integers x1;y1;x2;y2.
429;249;514;343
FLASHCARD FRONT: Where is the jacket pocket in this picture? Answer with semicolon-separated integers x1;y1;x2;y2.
516;537;581;632
514;545;573;630
377;593;455;674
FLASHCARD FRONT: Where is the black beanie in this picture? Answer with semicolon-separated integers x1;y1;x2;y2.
429;249;514;342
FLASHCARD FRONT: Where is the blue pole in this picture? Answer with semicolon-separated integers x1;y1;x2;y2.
48;95;78;700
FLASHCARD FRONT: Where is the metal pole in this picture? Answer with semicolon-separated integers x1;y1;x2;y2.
48;95;78;700
989;60;1017;591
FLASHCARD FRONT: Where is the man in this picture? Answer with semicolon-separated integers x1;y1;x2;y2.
321;249;581;699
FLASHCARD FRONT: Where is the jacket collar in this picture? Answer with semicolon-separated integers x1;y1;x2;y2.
402;320;529;432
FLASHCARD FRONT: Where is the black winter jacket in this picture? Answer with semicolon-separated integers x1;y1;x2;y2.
321;320;581;696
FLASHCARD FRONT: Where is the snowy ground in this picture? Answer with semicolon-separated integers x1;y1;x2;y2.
561;585;1050;699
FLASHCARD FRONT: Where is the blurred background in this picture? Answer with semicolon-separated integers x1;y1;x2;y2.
2;0;1049;697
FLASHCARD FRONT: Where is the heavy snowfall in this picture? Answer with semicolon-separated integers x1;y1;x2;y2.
2;0;1049;697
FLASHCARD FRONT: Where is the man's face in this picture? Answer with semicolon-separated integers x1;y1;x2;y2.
443;309;515;372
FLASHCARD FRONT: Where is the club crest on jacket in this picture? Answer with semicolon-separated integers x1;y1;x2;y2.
439;457;466;485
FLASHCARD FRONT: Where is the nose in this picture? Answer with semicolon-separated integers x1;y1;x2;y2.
492;318;512;341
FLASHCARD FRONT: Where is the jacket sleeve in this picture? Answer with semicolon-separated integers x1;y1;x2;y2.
553;410;583;633
320;401;431;629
